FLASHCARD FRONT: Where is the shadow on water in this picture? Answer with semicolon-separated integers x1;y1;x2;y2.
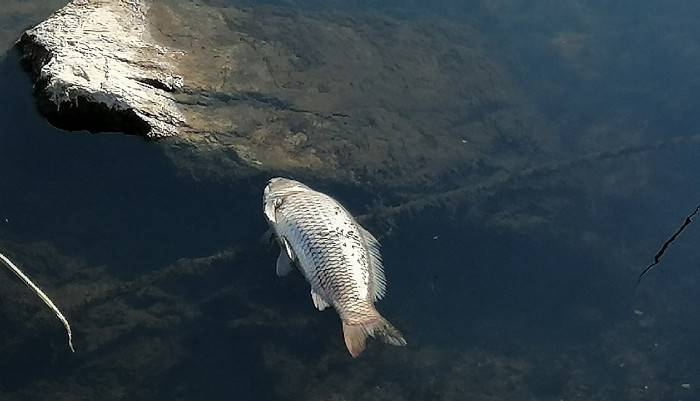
0;50;267;276
0;48;280;400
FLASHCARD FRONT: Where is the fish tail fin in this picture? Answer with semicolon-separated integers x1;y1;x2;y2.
342;312;407;358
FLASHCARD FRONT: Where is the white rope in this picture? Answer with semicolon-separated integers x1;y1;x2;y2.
0;251;74;352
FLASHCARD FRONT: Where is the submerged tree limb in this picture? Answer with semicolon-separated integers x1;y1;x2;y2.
0;251;74;352
73;247;240;313
637;204;700;287
361;134;700;225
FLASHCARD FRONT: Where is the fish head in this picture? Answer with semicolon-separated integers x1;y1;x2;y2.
264;177;311;202
263;177;310;224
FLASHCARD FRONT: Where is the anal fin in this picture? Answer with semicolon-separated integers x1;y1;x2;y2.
311;289;330;311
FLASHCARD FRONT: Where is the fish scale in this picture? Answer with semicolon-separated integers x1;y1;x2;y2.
263;177;407;357
279;195;370;304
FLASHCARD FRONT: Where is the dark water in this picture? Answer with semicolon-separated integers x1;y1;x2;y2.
2;1;700;401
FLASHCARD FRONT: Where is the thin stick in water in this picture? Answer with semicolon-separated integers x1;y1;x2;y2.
0;251;74;352
637;204;700;287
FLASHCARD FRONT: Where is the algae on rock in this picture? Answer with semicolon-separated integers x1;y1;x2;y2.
17;0;555;192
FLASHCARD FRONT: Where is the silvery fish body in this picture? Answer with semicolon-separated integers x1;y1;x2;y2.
263;177;406;357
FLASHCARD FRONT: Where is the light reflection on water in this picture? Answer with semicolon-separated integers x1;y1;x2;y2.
1;1;700;400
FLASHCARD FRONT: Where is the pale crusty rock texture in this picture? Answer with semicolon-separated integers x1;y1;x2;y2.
18;0;555;188
18;0;185;137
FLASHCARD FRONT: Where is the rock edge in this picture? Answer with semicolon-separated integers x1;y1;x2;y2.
17;0;185;138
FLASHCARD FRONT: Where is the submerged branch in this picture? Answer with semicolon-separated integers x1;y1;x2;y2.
74;248;240;312
361;134;700;225
637;204;700;287
0;251;74;352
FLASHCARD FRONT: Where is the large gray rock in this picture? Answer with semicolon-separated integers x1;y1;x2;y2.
18;0;185;137
17;0;555;189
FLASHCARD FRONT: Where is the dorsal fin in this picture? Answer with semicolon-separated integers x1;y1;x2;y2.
358;225;387;302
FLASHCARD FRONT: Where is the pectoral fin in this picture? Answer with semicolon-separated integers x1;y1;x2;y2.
281;237;295;261
276;250;294;277
259;228;274;246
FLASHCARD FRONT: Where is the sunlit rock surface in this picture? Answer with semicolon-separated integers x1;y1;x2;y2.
17;0;554;188
17;0;186;137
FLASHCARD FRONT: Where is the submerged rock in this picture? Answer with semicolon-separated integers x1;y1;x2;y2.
17;0;554;189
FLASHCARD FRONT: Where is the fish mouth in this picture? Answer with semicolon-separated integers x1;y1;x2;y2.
266;177;309;193
265;177;288;195
266;177;289;190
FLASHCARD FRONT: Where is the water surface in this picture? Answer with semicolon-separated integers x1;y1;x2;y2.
1;1;700;401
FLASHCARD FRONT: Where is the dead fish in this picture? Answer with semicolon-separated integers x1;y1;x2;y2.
263;177;406;357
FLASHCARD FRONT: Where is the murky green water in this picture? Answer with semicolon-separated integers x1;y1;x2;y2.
1;1;700;400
